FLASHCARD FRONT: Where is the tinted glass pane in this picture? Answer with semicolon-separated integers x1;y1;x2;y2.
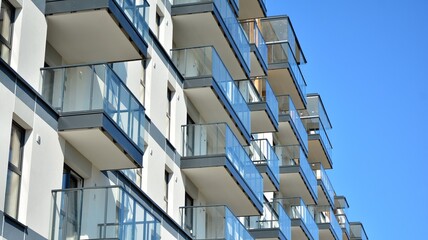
4;170;20;218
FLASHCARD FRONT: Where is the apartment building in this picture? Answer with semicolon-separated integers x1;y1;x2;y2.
0;0;368;240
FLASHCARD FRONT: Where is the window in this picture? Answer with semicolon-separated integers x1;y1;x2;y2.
61;165;83;239
0;0;14;63
185;115;195;156
184;193;194;234
155;11;163;39
62;164;83;189
164;170;171;211
166;88;174;141
4;122;24;219
140;60;147;106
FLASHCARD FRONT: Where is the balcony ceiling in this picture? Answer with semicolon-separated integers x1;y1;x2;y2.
280;172;316;205
173;12;246;80
59;128;138;170
47;10;141;64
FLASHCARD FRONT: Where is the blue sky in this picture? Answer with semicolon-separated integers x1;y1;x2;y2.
267;0;428;239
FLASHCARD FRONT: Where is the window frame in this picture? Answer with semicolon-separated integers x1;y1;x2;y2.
0;0;15;63
4;121;25;219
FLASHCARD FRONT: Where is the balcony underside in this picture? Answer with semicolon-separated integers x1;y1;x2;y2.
250;45;268;77
319;224;338;240
46;0;147;64
249;228;285;240
172;4;249;80
278;116;306;153
291;220;313;240
317;183;334;208
239;0;267;19
58;112;143;170
279;167;317;205
184;78;250;144
181;155;263;216
255;164;279;192
249;102;278;133
268;68;305;110
343;230;350;240
308;137;332;169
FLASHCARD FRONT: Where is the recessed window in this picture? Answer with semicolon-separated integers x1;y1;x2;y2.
166;87;174;141
155;10;163;39
164;170;171;212
4;122;24;219
0;0;14;63
184;193;194;234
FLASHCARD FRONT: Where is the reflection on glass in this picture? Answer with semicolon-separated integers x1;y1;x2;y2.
173;0;251;70
40;63;145;151
275;145;318;199
50;186;161;240
172;46;250;135
245;139;279;185
238;78;278;125
277;95;308;151
179;205;253;240
182;123;263;204
275;197;319;240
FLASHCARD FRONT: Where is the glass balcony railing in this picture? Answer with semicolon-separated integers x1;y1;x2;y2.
312;163;335;207
50;186;160;240
277;95;308;151
301;117;333;160
350;223;368;240
172;46;250;136
115;0;150;43
303;95;332;130
336;213;350;237
259;16;305;64
182;123;263;204
241;19;268;68
244;202;291;240
275;145;318;199
237;78;279;125
276;198;319;240
180;205;253;240
173;0;251;71
40;63;145;150
310;205;342;240
245;139;280;185
267;42;307;102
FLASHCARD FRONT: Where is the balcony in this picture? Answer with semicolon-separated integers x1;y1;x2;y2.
245;139;280;192
237;78;278;133
275;145;318;205
172;0;251;79
334;196;349;210
181;123;263;215
241;20;268;76
350;222;368;240
300;94;333;169
172;46;251;144
180;205;253;240
259;16;307;110
335;196;350;240
335;212;350;240
276;198;319;240
50;186;160;240
244;201;291;240
45;0;149;64
238;0;266;19
312;163;335;208
309;206;342;240
40;63;145;170
277;95;308;153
